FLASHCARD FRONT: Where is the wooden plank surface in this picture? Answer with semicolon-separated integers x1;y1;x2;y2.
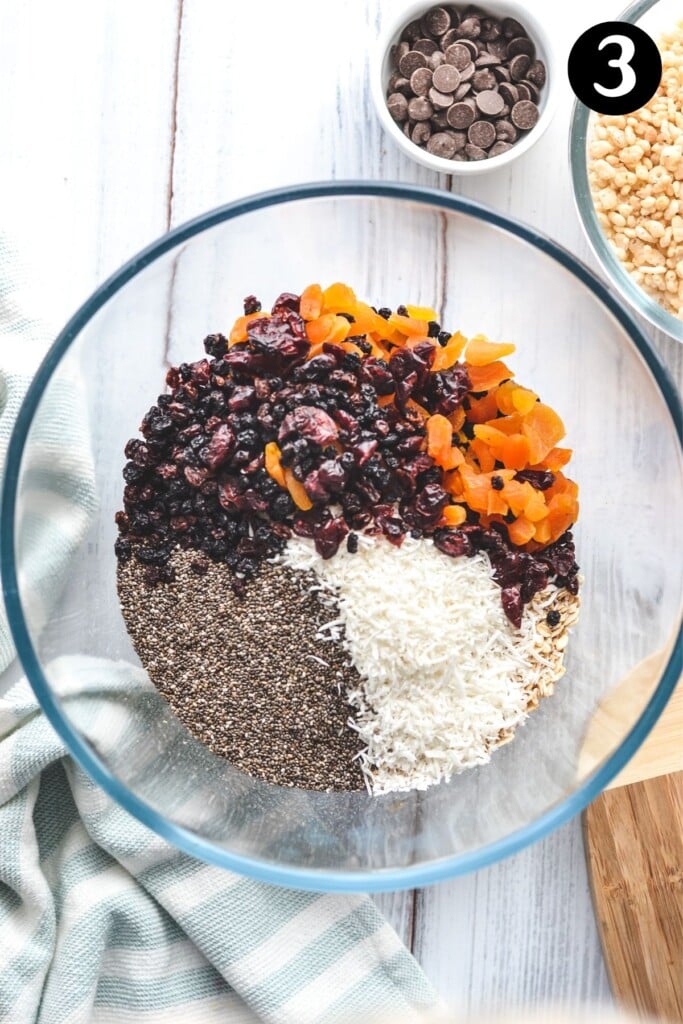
584;772;683;1023
1;0;681;1011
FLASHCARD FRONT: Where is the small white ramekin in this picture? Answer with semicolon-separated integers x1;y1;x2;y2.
371;0;559;175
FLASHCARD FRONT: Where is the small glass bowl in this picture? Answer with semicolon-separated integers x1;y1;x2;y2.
570;0;683;342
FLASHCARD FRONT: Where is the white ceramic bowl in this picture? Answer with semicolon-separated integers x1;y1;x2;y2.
372;0;559;174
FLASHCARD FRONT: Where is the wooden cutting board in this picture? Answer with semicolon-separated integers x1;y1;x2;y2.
582;651;683;1023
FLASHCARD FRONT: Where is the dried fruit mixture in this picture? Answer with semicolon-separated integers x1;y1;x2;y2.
116;283;580;793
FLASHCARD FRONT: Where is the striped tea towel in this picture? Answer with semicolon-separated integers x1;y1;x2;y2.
0;234;439;1024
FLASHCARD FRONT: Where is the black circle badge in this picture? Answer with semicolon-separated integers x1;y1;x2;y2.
568;21;662;115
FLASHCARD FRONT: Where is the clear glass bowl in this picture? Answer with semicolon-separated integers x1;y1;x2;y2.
570;0;683;342
2;183;682;892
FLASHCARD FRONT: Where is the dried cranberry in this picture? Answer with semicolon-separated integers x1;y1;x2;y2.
415;483;449;520
352;439;378;465
313;516;348;559
166;366;181;389
334;409;359;435
317;459;346;492
359;357;394;395
433;528;473;558
303;470;329;504
521;561;549;603
271;292;300;314
375;506;405;546
515;469;555;490
278;406;338;446
390;346;432;393
396;435;424;458
243;295;261;315
425;365;470;415
537;531;577;578
184;466;209;488
202;424;235;470
501;585;523;629
228;385;255;411
223;348;268;375
327;370;358;391
189;359;211;385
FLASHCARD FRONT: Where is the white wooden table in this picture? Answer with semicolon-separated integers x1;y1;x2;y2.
2;0;681;1014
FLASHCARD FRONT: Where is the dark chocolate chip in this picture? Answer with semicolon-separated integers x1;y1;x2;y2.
520;79;541;103
428;50;446;70
446;101;475;129
429;86;454;108
475;51;501;67
412;121;432;144
475;89;504;116
393;76;413;96
509;53;531;82
444;42;471;70
399;50;428;77
391;40;410;69
457;16;481;40
414;37;439;56
454;81;472;100
479;16;502;42
472;69;497;92
431;109;451;128
460;39;479;59
487;37;509;59
402;19;423;43
488;140;512;157
440;28;460;50
515;82;532;101
495;119;518;142
433;63;461;92
511;99;539;130
502;17;527;39
450;129;467;151
427;131;458;158
506;36;535;59
498;82;519;106
423;6;451;37
410;67;434;95
460;61;476;82
464;143;488;160
408;95;434;121
526;59;547;89
387;92;409;122
468;119;496;148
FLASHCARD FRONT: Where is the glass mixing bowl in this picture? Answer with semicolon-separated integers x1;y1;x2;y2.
570;0;683;342
2;183;682;892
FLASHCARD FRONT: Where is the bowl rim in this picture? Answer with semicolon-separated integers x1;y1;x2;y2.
2;180;682;893
569;0;683;342
371;0;559;175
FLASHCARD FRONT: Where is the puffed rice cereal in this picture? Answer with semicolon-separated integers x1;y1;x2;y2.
589;23;683;319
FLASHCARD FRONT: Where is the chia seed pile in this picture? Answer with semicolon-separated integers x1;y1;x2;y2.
115;285;581;793
118;551;364;789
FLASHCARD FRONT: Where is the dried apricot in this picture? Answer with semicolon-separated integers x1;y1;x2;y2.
300;283;324;321
465;335;516;366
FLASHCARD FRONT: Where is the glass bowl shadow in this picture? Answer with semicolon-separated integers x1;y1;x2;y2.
2;182;682;892
570;0;683;342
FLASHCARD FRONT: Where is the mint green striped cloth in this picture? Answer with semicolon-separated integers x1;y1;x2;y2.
0;238;439;1023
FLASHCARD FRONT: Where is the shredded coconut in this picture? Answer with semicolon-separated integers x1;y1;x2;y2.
279;534;578;794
